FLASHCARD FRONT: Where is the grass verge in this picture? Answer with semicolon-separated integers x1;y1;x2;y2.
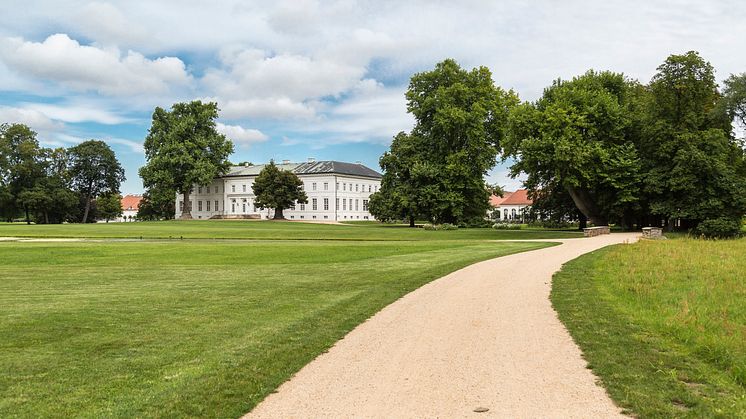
552;238;746;418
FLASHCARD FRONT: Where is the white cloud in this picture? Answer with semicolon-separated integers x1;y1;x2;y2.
0;105;63;133
216;122;268;147
216;97;317;120
75;2;149;46
23;103;129;125
56;133;144;153
0;33;190;96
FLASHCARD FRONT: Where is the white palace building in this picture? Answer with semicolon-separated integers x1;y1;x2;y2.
175;159;383;221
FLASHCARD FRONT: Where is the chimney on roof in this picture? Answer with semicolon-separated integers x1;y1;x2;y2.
307;157;315;163
244;162;250;167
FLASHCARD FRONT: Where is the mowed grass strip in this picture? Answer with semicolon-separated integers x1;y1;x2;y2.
552;238;746;418
0;219;582;241
0;239;551;418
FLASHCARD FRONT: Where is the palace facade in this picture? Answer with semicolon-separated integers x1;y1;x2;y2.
174;160;383;221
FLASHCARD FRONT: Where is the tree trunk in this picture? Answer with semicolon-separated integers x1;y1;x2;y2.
578;212;588;230
25;205;30;225
409;215;415;227
566;186;608;226
180;189;192;220
273;207;285;220
82;193;91;223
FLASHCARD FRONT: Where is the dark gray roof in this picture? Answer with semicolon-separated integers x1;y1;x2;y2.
224;160;382;179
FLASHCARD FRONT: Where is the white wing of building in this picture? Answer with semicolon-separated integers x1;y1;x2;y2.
175;160;383;221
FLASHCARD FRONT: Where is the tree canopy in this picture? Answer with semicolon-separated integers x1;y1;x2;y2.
370;59;518;225
68;140;125;223
139;100;234;220
505;51;746;232
252;161;308;220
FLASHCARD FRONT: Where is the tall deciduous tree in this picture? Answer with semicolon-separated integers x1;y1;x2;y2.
504;71;643;226
642;51;746;228
721;73;746;137
371;59;518;225
252;161;307;220
139;101;234;220
68;140;125;223
0;123;47;223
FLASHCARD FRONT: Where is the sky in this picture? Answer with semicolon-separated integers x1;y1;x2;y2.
1;1;745;194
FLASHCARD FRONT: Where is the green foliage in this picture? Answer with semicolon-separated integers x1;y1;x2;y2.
506;52;746;232
694;217;742;239
372;59;518;225
96;194;123;222
252;161;308;219
721;73;746;133
505;70;643;226
68;140;125;223
139;101;234;219
0;124;80;223
493;223;522;230
643;52;746;227
137;189;175;221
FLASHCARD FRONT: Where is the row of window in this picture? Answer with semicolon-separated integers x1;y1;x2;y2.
179;198;370;214
196;186;220;194
288;215;371;220
179;200;221;212
290;198;368;212
224;182;379;194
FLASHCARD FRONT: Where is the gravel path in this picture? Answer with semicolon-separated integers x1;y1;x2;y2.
246;233;639;418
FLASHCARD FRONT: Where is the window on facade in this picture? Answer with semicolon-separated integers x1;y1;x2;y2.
349;198;353;210
198;186;202;194
511;208;516;219
241;203;245;212
336;182;339;190
290;202;296;210
198;201;203;211
323;198;329;210
312;198;317;210
355;199;359;211
242;184;246;192
336;198;339;210
232;201;236;213
343;183;346;191
368;185;371;192
231;185;235;192
300;203;305;211
206;186;210;194
355;184;359;192
179;201;183;211
206;200;211;211
343;199;346;210
323;182;328;191
363;199;369;211
312;182;317;191
215;200;219;211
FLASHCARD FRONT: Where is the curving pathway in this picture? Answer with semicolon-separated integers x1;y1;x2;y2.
246;233;639;418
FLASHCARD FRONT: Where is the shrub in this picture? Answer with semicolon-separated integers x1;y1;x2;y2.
423;223;458;231
527;220;579;229
493;223;522;230
694;217;742;239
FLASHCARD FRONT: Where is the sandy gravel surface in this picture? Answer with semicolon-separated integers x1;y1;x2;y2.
247;233;639;418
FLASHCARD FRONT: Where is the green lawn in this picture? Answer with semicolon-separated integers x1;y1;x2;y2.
552;238;746;418
0;219;582;240
0;224;554;418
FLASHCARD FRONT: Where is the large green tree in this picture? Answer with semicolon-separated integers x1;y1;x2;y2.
252;161;307;220
68;140;125;223
0;124;47;223
720;73;746;138
504;71;644;226
139;101;234;220
642;51;746;228
371;59;518;225
136;188;176;220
